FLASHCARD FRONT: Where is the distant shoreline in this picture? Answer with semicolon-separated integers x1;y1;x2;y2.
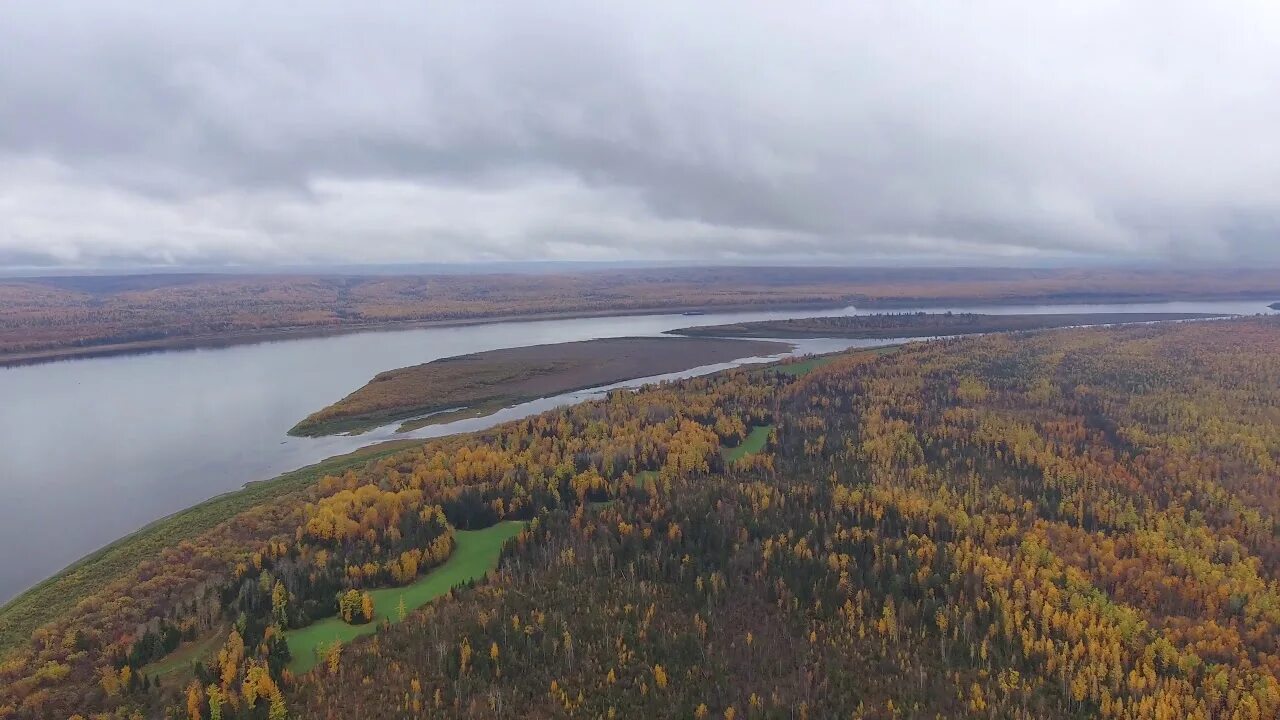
0;300;840;368
667;311;1235;340
3;292;1276;368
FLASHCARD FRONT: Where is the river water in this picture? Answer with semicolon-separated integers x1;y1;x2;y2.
0;299;1272;602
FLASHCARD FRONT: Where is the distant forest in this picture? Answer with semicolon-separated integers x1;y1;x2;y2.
2;266;1279;362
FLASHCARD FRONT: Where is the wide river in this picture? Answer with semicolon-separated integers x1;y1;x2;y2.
0;299;1273;602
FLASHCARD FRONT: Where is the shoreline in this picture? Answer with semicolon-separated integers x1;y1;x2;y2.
3;291;1276;368
0;341;804;646
0;437;423;654
2;298;1275;654
289;336;792;437
666;311;1234;340
0;300;844;368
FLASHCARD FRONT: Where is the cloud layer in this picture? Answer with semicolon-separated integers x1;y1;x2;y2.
3;1;1280;267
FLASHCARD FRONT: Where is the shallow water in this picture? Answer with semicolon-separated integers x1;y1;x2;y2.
0;299;1270;601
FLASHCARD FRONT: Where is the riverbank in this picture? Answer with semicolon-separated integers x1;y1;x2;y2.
0;438;419;656
4;290;1277;368
0;300;838;368
1;301;1267;656
290;336;791;437
668;311;1231;340
0;338;802;657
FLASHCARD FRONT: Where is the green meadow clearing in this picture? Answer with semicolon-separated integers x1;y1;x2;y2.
771;345;901;379
773;355;840;377
284;520;527;674
139;628;225;681
721;425;772;463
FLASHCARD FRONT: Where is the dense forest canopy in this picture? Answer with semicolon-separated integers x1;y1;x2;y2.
5;317;1280;718
2;266;1279;362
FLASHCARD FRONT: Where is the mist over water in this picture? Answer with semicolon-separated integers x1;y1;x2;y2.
0;300;1271;602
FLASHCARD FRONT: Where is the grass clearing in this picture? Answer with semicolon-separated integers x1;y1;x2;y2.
139;628;225;681
771;345;902;379
774;355;841;377
721;425;772;464
284;520;526;675
0;439;420;658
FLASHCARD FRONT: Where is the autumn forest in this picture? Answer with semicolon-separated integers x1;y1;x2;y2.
3;314;1280;719
13;2;1280;718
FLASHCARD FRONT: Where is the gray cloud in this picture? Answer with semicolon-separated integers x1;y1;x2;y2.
2;0;1280;268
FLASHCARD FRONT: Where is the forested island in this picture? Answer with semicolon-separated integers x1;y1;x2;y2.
8;316;1280;718
289;336;789;436
669;311;1228;339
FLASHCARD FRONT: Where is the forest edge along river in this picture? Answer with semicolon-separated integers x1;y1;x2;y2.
0;299;1274;608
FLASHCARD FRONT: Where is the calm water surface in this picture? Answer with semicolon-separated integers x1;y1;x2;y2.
0;300;1271;601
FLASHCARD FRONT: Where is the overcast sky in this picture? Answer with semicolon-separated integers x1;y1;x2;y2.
2;1;1279;269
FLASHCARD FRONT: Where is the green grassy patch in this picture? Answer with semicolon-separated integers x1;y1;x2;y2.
284;520;526;675
771;346;902;378
139;628;226;681
774;355;840;377
721;425;772;464
0;439;420;658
